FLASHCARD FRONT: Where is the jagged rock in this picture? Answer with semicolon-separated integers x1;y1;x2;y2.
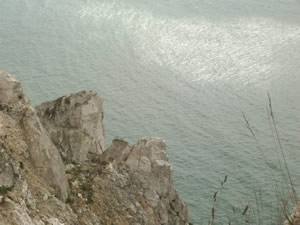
101;139;131;168
102;138;190;225
36;91;105;163
0;198;43;225
0;70;189;225
0;70;28;106
127;138;189;225
0;111;77;224
0;148;15;189
0;71;69;202
21;105;69;201
124;138;173;197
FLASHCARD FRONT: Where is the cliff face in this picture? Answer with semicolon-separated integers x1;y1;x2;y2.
0;70;69;202
36;91;105;163
0;70;189;225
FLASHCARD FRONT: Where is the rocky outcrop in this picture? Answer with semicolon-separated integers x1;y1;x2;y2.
106;138;188;225
63;139;189;225
97;138;189;225
0;70;189;225
36;91;105;163
21;106;70;201
0;70;69;202
0;70;28;106
101;139;131;168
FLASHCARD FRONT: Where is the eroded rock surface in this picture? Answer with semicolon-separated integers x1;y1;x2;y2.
110;138;189;225
0;70;28;106
0;105;75;225
0;70;69;202
0;70;189;225
36;91;105;163
64;138;189;225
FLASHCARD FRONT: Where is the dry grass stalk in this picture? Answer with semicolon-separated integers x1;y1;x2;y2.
242;205;249;216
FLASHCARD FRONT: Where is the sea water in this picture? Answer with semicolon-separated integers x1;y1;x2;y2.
1;0;300;223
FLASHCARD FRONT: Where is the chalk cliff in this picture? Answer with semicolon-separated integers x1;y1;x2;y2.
0;70;189;225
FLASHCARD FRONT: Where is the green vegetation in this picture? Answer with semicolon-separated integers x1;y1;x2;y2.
0;185;14;195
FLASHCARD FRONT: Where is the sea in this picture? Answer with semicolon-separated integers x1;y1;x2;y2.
1;0;300;224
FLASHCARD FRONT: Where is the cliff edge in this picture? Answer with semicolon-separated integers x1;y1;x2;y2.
0;70;189;225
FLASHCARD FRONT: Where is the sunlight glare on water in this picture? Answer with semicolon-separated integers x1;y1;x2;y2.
1;0;300;224
79;1;300;87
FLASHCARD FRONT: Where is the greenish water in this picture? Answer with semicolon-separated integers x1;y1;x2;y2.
1;0;300;223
